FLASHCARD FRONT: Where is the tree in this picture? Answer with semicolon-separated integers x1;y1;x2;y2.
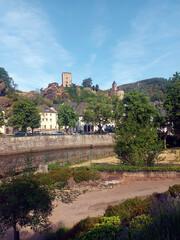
114;89;161;166
0;67;16;90
82;78;93;88
83;94;112;133
0;176;55;240
164;72;180;136
95;84;99;92
57;104;79;132
0;108;4;127
9;98;40;133
111;95;124;127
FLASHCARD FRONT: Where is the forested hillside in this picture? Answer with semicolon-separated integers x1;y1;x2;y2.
119;78;167;102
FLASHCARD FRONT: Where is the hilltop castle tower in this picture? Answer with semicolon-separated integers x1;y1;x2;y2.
62;72;72;87
111;81;124;100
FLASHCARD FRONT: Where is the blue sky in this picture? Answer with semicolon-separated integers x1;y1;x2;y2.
0;0;180;92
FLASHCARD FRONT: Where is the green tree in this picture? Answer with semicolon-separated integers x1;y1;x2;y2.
95;84;99;92
0;108;4;127
164;72;180;136
0;176;55;240
83;94;112;133
0;67;16;90
111;95;124;127
9;98;40;133
57;104;79;132
114;89;160;166
82;78;93;88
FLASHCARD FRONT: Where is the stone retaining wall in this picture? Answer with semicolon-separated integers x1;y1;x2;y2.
0;135;114;174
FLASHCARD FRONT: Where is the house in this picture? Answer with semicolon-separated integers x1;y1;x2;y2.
38;104;58;132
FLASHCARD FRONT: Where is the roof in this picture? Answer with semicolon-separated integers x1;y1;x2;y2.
112;81;117;85
38;104;57;113
75;102;88;116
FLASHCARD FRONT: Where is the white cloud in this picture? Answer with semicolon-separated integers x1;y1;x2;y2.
0;0;74;90
91;24;109;47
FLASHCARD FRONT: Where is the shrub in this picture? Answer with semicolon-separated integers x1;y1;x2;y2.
168;184;180;198
73;168;100;183
94;216;121;229
34;168;72;186
129;214;153;231
63;216;102;239
75;225;124;240
104;197;150;223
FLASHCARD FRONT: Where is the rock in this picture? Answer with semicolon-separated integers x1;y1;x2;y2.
0;79;8;96
67;177;76;186
41;82;69;101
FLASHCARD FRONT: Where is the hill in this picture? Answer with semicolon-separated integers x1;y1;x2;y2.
119;78;167;102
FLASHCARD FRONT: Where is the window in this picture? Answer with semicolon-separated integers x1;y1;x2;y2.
50;119;52;121
46;118;48;121
44;125;46;129
42;118;44;121
46;113;48;116
50;114;52;116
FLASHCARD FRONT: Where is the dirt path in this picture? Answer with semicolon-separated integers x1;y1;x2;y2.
5;177;180;240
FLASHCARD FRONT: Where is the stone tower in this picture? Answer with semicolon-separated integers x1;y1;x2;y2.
62;72;72;87
112;81;117;92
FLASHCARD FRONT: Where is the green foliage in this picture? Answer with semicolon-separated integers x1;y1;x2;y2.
63;216;102;239
114;89;161;166
73;168;100;183
0;108;4;127
164;72;180;135
0;67;16;90
129;214;152;231
120;77;167;102
8;98;40;132
0;175;55;239
34;168;72;186
75;225;124;240
34;168;100;186
104;197;150;223
94;216;121;229
168;184;180;198
83;94;112;132
82;78;93;88
66;86;96;104
93;165;180;172
111;95;124;127
57;104;79;132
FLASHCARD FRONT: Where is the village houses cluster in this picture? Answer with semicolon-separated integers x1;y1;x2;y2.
0;72;124;135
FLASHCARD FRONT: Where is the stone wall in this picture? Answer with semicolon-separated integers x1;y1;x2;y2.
0;135;114;174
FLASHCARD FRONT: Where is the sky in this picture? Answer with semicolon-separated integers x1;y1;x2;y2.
0;0;180;92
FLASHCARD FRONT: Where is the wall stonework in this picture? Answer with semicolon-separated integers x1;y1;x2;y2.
0;135;114;174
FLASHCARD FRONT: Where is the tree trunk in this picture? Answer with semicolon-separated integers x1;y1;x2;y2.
13;225;19;240
164;134;167;149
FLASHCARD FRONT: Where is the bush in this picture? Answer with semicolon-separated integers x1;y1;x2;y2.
168;184;180;198
94;216;121;228
129;214;153;231
75;225;124;240
104;197;150;223
34;168;72;186
63;216;102;239
73;168;100;183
